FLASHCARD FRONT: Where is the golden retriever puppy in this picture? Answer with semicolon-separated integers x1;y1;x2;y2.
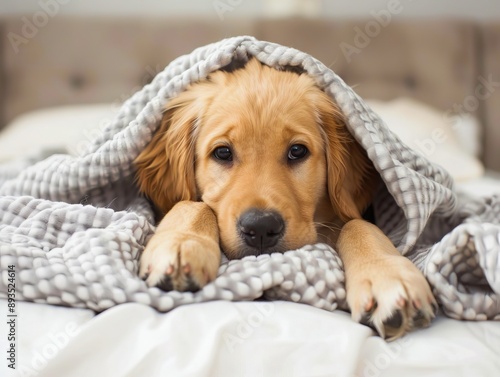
135;58;436;338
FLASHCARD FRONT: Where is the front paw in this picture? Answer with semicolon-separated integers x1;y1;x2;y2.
346;255;437;340
139;232;221;292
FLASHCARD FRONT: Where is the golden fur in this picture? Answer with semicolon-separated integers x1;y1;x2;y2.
135;59;436;339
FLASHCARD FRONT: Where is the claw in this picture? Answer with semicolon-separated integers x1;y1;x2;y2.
385;310;404;329
412;299;422;310
359;298;377;325
364;297;375;312
396;296;406;308
359;312;372;326
431;301;439;315
412;308;433;328
382;311;411;341
166;265;174;275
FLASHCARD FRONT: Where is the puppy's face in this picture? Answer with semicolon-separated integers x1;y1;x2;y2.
136;59;370;259
194;64;331;258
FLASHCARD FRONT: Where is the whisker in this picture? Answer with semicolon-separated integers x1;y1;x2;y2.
314;221;343;233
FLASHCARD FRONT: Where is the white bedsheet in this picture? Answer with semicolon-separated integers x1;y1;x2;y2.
2;299;500;377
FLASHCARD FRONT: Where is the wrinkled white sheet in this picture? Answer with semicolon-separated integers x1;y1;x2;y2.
2;299;500;377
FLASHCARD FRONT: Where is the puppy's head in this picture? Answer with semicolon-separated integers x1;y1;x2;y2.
135;59;374;259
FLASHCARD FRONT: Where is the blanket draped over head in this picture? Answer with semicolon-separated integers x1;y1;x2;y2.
1;36;499;322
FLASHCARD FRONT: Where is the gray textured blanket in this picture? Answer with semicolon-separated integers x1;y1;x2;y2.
1;36;499;323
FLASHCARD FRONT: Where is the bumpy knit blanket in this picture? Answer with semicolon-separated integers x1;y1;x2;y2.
1;36;499;324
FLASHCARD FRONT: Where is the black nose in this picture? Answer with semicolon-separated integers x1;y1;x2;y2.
238;209;285;251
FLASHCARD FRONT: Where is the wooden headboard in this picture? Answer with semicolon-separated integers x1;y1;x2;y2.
0;17;499;171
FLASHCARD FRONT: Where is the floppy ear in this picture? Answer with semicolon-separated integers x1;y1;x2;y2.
318;95;378;223
134;88;209;215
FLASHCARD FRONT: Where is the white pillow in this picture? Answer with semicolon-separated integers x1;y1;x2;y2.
451;113;482;158
0;104;118;162
366;98;484;182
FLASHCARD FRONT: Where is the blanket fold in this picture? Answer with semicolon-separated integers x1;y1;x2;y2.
1;36;499;321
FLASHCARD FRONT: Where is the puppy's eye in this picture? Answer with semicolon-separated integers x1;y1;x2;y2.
213;146;233;161
288;144;308;161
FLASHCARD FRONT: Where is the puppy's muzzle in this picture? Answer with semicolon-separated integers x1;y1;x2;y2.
238;209;284;253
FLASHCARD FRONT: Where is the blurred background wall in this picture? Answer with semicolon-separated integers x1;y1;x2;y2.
2;0;500;19
0;0;499;171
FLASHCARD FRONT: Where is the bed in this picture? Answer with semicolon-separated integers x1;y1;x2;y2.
1;98;499;377
1;18;500;377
